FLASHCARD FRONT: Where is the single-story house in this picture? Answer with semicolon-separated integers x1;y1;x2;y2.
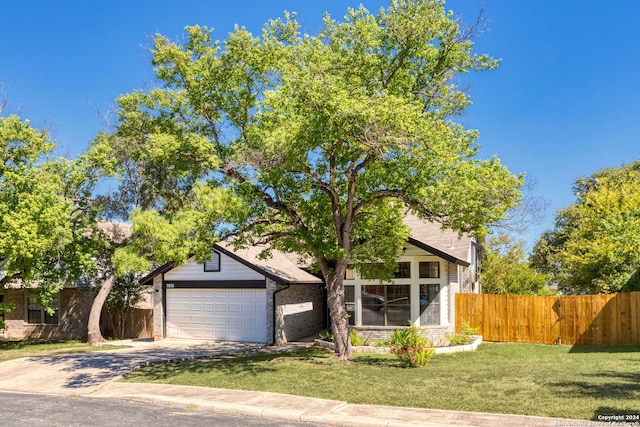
143;214;482;345
0;283;94;341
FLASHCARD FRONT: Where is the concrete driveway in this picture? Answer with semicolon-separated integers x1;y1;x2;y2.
0;339;266;395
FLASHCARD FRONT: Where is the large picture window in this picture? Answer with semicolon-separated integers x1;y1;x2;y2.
361;285;410;326
26;296;59;325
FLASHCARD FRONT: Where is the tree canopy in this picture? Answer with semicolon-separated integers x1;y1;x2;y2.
104;0;522;359
531;160;640;294
0;114;100;326
481;233;554;295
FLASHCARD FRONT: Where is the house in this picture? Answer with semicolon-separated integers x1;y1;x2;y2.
0;222;149;342
0;282;94;341
144;214;482;345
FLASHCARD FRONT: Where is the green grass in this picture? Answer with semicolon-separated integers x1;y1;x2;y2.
122;342;640;421
0;340;128;362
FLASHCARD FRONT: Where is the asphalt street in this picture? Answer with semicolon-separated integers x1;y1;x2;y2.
0;391;326;427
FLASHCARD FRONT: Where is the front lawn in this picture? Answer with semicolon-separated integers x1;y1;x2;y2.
122;342;640;421
0;340;127;362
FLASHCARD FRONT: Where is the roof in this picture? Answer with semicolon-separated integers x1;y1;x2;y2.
140;216;476;285
139;242;323;287
215;242;323;285
403;214;473;266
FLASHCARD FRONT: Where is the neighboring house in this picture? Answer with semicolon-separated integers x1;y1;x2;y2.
0;283;94;341
0;222;148;342
144;214;482;345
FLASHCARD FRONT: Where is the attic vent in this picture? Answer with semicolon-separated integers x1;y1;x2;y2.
204;251;221;272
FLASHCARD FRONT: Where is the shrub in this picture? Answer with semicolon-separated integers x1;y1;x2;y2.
318;329;333;342
445;322;480;346
349;328;368;346
389;323;435;368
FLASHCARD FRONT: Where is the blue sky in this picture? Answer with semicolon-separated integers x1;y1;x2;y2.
2;1;639;248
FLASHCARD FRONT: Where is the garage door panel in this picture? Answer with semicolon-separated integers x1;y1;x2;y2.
166;288;266;343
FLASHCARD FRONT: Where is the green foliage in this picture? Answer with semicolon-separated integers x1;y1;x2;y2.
1;114;101;327
349;328;369;346
389;323;435;368
445;322;479;345
319;329;333;342
481;233;554;295
532;161;640;294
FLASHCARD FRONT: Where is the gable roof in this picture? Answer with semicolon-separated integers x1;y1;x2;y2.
403;214;473;266
140;216;476;285
139;242;322;287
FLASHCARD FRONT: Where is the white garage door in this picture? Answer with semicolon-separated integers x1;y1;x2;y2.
166;288;267;343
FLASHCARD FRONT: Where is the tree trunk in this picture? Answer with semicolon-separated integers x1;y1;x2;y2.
324;267;352;361
87;274;116;345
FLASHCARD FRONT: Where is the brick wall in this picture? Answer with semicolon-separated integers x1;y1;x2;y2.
1;288;93;341
352;325;453;346
274;283;325;344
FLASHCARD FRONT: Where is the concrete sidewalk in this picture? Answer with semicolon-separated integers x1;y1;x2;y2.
92;382;580;427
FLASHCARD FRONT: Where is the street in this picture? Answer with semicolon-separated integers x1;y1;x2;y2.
0;392;326;427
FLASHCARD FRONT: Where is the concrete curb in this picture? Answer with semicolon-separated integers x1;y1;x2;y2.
90;382;582;427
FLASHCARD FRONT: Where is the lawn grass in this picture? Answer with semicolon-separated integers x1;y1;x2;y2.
122;342;640;421
0;340;128;362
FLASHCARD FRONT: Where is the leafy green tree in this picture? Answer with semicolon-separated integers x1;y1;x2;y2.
110;0;522;360
531;161;640;294
481;233;554;295
0;114;100;328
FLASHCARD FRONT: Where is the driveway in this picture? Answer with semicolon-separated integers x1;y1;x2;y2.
0;339;267;395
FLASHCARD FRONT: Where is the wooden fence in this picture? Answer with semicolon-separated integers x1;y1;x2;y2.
455;292;640;345
100;308;154;340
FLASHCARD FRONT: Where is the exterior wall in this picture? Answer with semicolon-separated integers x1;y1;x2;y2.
0;288;93;341
266;279;276;345
164;253;264;281
152;275;164;340
274;283;325;344
344;243;450;329
352;325;453;346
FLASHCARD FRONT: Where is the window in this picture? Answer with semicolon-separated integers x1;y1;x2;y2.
26;296;59;325
361;285;410;326
361;262;411;280
204;251;221;272
344;285;355;325
419;261;440;278
419;284;440;325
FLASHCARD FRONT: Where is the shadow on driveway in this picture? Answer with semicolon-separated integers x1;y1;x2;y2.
0;340;266;394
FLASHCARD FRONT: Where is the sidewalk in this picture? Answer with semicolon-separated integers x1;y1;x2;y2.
91;382;581;427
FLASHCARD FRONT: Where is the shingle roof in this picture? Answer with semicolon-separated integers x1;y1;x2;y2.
215;242;323;285
403;214;474;266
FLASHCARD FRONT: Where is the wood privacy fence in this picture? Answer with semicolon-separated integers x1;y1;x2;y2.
455;292;640;345
100;308;154;340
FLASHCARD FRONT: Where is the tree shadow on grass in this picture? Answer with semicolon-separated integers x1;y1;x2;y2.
124;346;333;382
548;371;640;401
569;344;640;353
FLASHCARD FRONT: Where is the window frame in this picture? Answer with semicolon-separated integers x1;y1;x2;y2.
25;295;59;325
204;251;221;272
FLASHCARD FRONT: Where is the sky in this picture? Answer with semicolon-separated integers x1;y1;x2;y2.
2;1;639;249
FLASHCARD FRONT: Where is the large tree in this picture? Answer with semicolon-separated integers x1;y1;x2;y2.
111;0;522;360
0;113;99;327
532;161;640;294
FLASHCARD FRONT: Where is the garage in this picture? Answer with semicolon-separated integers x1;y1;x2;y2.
166;288;267;343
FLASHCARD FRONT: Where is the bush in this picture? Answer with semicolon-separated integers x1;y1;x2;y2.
389;323;435;368
445;322;480;346
318;329;333;342
350;328;368;346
